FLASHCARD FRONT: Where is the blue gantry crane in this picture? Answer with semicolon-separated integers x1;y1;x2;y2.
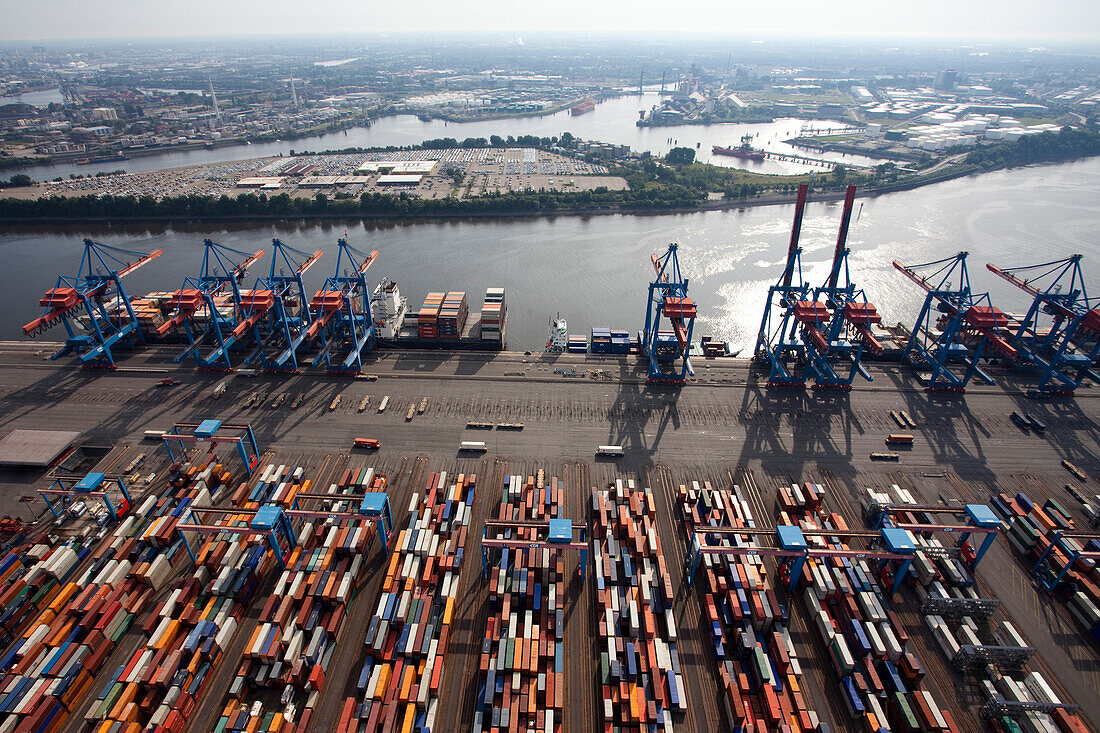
201;238;322;373
249;239;323;372
158;239;265;366
642;242;697;385
986;255;1100;394
805;185;884;389
23;238;163;369
306;239;380;374
893;251;1017;391
755;183;814;387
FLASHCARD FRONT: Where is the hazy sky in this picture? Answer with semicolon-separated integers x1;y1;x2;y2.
3;0;1099;42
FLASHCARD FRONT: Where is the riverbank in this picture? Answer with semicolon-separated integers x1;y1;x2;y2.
3;127;1098;224
0;159;995;223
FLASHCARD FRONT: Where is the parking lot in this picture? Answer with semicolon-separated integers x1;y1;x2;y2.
9;147;625;201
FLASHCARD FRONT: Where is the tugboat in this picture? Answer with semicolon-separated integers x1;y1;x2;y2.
544;314;568;352
712;134;765;161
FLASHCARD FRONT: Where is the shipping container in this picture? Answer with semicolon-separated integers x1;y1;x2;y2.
336;471;476;733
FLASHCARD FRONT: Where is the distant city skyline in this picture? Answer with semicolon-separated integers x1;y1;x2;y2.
4;0;1099;43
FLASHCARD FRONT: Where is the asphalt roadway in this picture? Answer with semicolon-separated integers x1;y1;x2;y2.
1;341;1099;733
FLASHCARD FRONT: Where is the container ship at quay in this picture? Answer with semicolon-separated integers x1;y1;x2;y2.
84;280;507;353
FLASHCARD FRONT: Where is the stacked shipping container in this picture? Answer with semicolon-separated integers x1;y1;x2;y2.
215;468;385;733
995;488;1100;648
779;482;958;733
416;293;445;340
592;479;686;731
0;542;89;649
871;485;1085;733
84;464;305;733
438;292;468;339
0;454;236;733
481;289;506;345
474;471;566;732
678;480;818;732
336;470;476;733
589;328;632;355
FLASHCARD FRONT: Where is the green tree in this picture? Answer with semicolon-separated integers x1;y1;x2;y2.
666;147;695;165
832;164;847;184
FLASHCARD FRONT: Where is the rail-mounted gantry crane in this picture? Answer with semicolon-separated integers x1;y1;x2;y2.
23;239;163;369
894;251;1017;391
642;242;697;385
755;183;814;387
158;239;265;366
305;238;380;374
805;185;884;389
986;255;1100;394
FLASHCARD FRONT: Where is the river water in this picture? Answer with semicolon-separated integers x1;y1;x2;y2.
3;158;1098;352
16;92;878;180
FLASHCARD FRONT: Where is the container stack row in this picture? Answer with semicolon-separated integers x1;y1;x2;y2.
679;480;817;733
216;468;386;733
592;479;685;731
84;465;302;733
438;292;468;339
589;328;632;355
481;288;506;345
0;542;89;649
778;483;955;733
567;334;587;354
651;331;681;360
237;464;309;508
993;488;1100;648
416;293;445;339
868;486;1088;733
474;471;566;733
0;477;213;733
700;335;726;357
337;470;476;733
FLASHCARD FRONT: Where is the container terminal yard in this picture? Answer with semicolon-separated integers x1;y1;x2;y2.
1;186;1100;733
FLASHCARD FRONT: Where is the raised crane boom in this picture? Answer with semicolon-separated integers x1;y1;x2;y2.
894;251;1015;391
23;239;163;368
306;240;380;374
755;183;814;387
643;243;696;385
24;240;163;337
803;185;881;388
985;255;1100;393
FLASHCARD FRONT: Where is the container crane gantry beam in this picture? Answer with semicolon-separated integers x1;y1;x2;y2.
643;242;696;385
893;251;1016;392
23;238;163;369
986;254;1100;394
